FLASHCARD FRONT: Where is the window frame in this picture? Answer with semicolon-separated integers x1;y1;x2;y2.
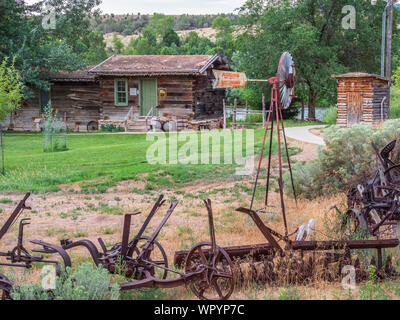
114;78;129;107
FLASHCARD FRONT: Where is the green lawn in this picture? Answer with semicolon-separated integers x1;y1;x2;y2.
0;128;279;193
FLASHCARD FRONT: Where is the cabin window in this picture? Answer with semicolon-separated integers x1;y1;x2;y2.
114;79;128;106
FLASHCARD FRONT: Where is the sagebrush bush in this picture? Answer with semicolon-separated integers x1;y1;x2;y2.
322;106;337;125
284;120;400;199
10;263;120;300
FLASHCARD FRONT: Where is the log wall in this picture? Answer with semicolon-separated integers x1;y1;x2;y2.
4;72;225;132
99;74;225;124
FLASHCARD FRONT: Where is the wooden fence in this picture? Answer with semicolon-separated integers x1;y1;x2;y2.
223;94;270;129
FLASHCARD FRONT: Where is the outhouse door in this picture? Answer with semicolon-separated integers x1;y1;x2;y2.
347;92;362;126
139;78;158;116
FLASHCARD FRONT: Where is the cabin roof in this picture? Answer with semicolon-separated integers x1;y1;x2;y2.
89;54;224;76
51;66;97;82
332;72;391;82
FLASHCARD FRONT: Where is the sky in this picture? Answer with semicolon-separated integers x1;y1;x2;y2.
26;0;246;14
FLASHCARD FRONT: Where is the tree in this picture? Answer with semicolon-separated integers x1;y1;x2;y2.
151;14;175;37
0;58;24;121
162;28;180;47
83;31;108;64
236;0;398;120
212;16;234;39
112;33;124;54
0;0;102;95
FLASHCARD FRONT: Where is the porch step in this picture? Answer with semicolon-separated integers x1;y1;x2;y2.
126;119;149;133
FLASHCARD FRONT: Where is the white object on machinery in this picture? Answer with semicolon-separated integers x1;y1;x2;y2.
296;224;306;241
296;219;316;241
305;219;315;241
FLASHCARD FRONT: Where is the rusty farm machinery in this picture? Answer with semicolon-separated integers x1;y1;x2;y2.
0;195;235;300
0;193;71;299
344;140;400;238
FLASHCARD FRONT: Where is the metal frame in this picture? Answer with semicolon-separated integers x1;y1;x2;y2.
0;193;72;299
58;196;235;300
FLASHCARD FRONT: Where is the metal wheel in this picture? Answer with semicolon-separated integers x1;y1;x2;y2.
0;273;12;300
87;121;99;132
131;236;169;279
185;242;234;300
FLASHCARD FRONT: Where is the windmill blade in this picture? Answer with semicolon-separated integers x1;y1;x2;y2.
277;52;296;109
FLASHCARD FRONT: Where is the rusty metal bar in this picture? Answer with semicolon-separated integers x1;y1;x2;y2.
137;202;178;261
204;199;217;255
236;207;283;251
174;239;399;268
0;193;31;242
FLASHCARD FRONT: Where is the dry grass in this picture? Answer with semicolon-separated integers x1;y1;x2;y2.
2;135;400;300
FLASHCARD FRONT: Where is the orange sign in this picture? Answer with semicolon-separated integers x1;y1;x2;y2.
212;70;248;89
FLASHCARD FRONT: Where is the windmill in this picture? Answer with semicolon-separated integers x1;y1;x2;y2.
249;52;297;237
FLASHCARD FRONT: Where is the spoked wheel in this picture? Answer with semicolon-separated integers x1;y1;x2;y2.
185;242;234;300
0;274;13;300
130;236;169;279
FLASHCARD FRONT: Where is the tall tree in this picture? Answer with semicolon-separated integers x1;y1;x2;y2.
0;0;102;96
112;32;124;54
236;0;398;119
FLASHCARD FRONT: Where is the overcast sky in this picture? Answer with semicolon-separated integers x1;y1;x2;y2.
26;0;246;14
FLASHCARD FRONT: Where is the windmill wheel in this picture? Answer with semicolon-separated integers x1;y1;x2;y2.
185;242;234;300
0;273;13;300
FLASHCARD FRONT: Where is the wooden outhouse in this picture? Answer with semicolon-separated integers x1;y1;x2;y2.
332;73;391;127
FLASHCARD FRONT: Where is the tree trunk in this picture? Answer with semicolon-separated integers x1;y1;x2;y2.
301;99;305;121
308;89;317;121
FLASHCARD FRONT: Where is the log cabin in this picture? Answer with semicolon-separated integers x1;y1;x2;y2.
2;54;231;132
332;73;392;127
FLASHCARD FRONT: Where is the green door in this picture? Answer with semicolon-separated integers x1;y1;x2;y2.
139;78;158;116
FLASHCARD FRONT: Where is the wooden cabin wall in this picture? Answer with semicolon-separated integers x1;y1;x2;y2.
372;79;390;123
4;92;41;131
99;75;225;122
52;82;101;131
2;82;102;131
194;72;225;120
158;76;196;121
100;77;139;121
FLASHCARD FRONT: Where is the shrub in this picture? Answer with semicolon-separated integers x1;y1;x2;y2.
390;86;400;119
10;263;120;300
43;104;68;153
322;106;337;125
284;120;400;199
101;124;125;132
